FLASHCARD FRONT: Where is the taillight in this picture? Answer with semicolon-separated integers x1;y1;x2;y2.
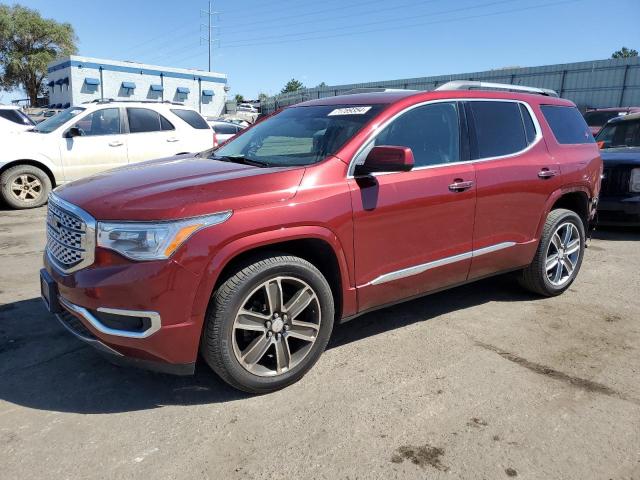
213;131;218;148
596;141;605;149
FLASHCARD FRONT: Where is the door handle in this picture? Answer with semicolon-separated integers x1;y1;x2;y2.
166;137;179;143
538;168;559;179
448;180;474;192
109;140;123;147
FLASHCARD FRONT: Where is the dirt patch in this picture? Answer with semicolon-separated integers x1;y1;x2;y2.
475;341;638;405
505;467;518;476
467;417;488;428
391;444;448;471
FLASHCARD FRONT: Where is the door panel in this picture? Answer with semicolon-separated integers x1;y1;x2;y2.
350;164;476;312
59;108;128;181
125;108;180;164
466;101;561;280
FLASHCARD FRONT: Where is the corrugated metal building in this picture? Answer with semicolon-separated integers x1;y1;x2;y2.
261;57;640;114
46;55;228;117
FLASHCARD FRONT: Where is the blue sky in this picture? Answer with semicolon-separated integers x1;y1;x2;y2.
3;0;640;101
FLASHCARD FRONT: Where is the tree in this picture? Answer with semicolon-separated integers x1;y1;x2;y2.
257;92;269;102
0;5;77;105
234;93;245;103
611;47;638;59
316;81;327;88
280;78;304;94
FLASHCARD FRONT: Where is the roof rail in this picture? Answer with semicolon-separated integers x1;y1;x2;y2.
435;80;558;97
341;87;419;95
82;99;186;105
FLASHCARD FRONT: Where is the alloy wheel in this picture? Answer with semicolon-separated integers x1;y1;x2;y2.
231;276;321;377
545;222;581;287
10;174;43;202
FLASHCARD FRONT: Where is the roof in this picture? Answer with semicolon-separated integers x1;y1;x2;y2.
586;107;640;113
606;111;640;124
294;89;574;108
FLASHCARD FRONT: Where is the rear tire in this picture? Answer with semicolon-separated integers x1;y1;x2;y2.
201;254;334;393
0;164;51;209
519;208;585;296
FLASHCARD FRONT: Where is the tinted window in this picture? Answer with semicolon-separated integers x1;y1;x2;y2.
541;105;595;144
127;108;161;133
170;109;209;129
469;101;527;158
73;108;121;136
214;123;238;135
374;102;460;167
519;103;537;144
160;115;175;131
595;118;640;148
0;109;34;126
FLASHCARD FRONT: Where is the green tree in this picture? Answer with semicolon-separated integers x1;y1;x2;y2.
316;81;327;88
0;5;77;105
234;93;245;103
280;78;304;94
257;92;269;102
611;47;638;58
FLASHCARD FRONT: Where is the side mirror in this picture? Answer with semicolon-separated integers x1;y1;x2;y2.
354;145;414;176
65;126;83;138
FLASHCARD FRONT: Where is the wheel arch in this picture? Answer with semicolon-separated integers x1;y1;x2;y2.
536;187;591;239
0;159;57;188
190;226;356;328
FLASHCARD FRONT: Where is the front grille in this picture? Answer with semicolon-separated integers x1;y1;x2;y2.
46;197;95;273
601;167;631;195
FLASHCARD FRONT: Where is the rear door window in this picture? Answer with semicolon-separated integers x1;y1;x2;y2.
541;105;594;144
467;101;527;159
170;109;210;129
127;108;161;133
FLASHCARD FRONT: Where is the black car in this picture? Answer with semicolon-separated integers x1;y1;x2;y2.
595;112;640;226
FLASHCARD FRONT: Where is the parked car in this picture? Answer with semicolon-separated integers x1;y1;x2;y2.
595;112;640;225
583;107;640;136
0;105;35;133
40;82;601;393
237;103;259;113
208;120;244;147
0;101;213;209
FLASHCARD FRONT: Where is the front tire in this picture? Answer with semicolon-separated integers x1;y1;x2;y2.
519;208;585;296
0;164;51;209
201;254;334;393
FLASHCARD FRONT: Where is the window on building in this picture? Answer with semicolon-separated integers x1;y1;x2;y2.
170;109;210;129
541;105;595;144
72;108;121;136
468;101;527;158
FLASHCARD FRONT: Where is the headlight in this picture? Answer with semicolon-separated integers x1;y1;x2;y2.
631;168;640;193
97;211;232;261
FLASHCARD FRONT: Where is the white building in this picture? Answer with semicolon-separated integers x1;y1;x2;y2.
46;55;228;117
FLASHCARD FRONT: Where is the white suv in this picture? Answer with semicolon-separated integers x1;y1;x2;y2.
0;105;36;133
0;101;213;209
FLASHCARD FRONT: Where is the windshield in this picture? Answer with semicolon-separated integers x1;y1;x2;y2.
583;110;626;127
595;119;640;148
33;106;86;133
212;104;384;167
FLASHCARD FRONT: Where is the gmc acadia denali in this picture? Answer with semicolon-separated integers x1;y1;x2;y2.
40;82;602;393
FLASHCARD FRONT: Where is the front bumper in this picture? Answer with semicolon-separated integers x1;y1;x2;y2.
597;195;640;226
43;249;206;373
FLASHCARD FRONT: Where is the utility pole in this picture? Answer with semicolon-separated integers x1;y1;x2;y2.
200;1;218;72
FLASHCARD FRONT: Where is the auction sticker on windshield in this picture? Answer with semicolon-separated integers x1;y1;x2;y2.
328;106;372;116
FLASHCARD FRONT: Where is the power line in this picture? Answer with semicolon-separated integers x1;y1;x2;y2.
218;0;582;50
221;0;520;45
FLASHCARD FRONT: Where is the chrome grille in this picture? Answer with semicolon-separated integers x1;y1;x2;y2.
46;195;96;273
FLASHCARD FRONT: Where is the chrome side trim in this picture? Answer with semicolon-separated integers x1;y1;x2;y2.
59;297;162;339
347;98;543;178
366;242;516;286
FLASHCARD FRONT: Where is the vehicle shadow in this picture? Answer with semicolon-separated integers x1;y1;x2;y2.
591;226;640;241
0;275;536;415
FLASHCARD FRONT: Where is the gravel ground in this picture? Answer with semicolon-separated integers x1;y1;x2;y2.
1;205;639;480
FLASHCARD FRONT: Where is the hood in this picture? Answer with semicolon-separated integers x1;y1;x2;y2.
600;147;640;167
55;155;306;220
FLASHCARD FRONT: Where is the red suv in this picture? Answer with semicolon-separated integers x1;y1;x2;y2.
40;82;602;393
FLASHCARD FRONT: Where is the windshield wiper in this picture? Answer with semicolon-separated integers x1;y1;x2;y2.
211;155;272;168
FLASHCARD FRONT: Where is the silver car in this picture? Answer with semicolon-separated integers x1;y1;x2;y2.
208;120;243;147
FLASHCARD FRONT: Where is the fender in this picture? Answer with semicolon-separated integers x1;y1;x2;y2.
534;185;592;240
188;225;357;327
